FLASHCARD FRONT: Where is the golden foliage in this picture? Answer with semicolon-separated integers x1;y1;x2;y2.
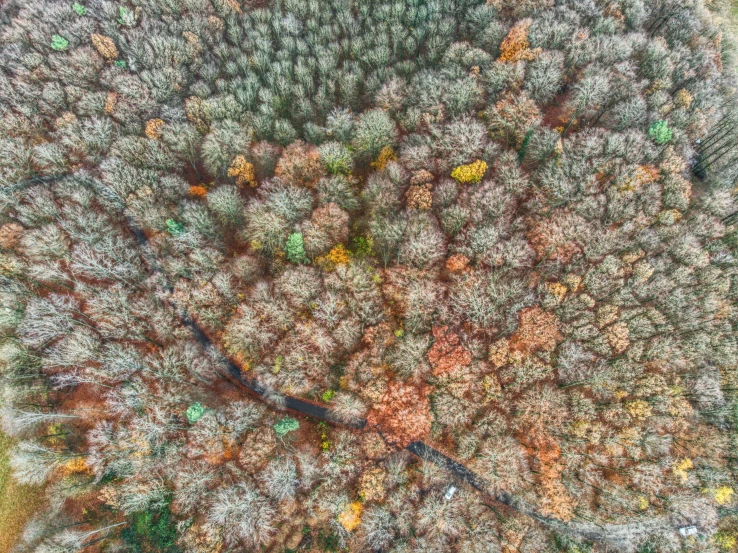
625;400;652;420
228;155;257;188
498;19;540;62
145;118;165;140
451;159;487;184
57;457;91;477
219;0;243;14
91;33;119;60
326;244;351;265
711;486;735;505
715;531;737;550
104;91;118;115
673;458;693;482
675;88;694;108
489;338;510;368
338;501;362;532
371;146;397;170
316;244;351;272
545;282;567;304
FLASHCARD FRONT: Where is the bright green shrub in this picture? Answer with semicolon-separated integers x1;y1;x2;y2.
274;417;300;436
166;219;185;236
51;35;69;51
648;120;672;144
286;232;308;263
186;402;204;423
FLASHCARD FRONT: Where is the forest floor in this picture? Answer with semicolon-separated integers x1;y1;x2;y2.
0;431;45;553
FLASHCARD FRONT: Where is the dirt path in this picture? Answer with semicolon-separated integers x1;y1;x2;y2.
1;173;679;550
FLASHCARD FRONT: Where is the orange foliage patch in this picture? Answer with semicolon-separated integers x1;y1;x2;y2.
338;501;362;532
104;91;118;115
498;19;540;63
367;381;432;447
509;307;562;355
221;0;243;14
618;164;661;192
428;325;472;377
189;185;208;197
525;432;577;521
446;254;470;273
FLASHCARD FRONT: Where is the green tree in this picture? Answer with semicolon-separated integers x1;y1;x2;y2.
50;35;69;51
273;417;299;436
648;120;672;144
286;233;308;264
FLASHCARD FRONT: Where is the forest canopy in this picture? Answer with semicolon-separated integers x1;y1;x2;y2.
2;0;738;552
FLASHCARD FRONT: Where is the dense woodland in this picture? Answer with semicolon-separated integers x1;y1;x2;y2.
2;0;738;551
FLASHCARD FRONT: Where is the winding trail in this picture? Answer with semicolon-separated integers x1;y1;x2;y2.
4;173;675;550
130;209;673;549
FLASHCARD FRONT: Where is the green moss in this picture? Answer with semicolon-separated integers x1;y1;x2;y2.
72;2;87;15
